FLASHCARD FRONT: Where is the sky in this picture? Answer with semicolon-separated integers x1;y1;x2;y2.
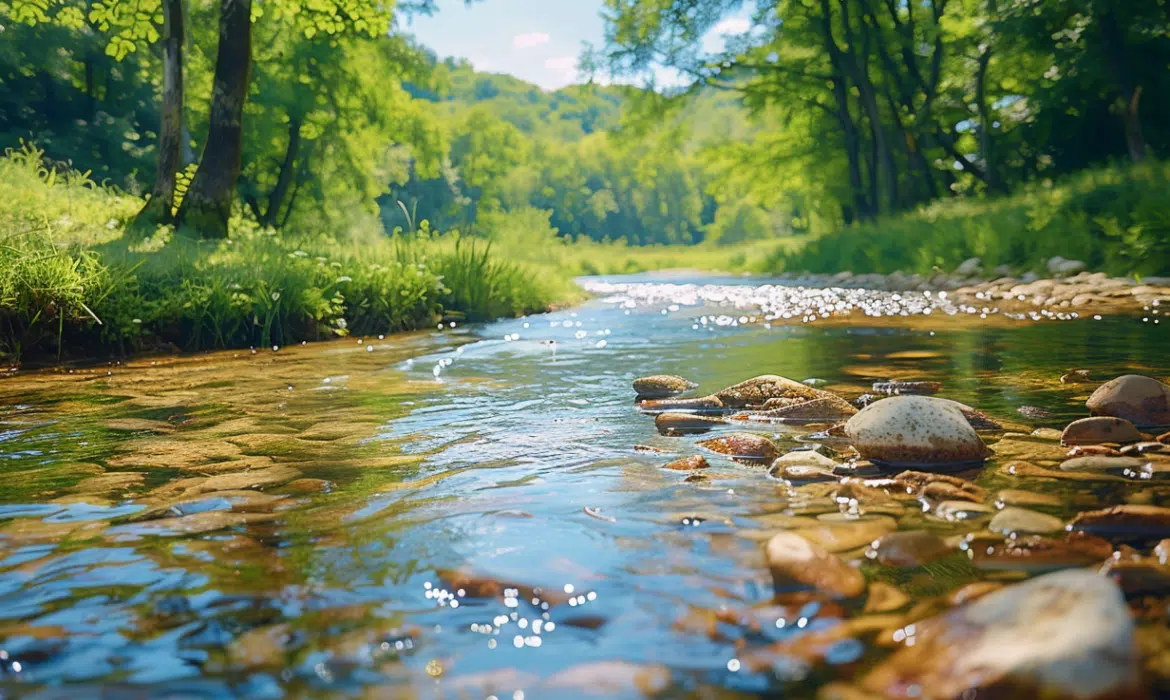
404;0;752;91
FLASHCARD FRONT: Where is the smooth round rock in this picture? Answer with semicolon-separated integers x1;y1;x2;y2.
697;432;780;463
771;450;840;471
633;374;697;399
845;396;991;467
861;570;1140;699
1060;416;1141;446
1086;374;1170;428
989;507;1065;536
995;489;1060;508
662;455;709;471
764;532;865;599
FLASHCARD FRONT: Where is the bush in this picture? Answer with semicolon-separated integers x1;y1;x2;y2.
768;161;1170;276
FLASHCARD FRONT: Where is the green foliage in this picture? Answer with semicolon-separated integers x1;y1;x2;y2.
770;162;1170;277
0;146;570;361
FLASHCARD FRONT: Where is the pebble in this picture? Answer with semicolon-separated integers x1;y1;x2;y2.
764;532;866;599
662;455;709;471
639;395;724;413
934;500;995;522
989;507;1065;536
868;530;952;567
1059;455;1148;474
1070;505;1170;538
654;412;726;435
697;432;780;463
994;489;1060;508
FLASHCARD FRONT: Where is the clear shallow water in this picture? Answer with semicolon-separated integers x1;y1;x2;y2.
0;274;1166;698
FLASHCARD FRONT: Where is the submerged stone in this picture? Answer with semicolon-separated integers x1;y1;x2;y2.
845;395;991;467
1086;374;1170;428
861;570;1140;699
697;432;780;463
1070;505;1170;539
871;380;942;396
654;412;726;435
662;455;709;471
732;396;858;424
639;395;724;413
989;507;1065;536
1060;369;1093;384
1099;557;1170;597
713;375;826;409
995;489;1060;509
868;530;953;567
1059;455;1148;474
632;374;698;399
764;532;865;599
1060;416;1141;446
933;500;995;522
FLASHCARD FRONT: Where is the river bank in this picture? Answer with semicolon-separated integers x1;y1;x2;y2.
1;275;1168;696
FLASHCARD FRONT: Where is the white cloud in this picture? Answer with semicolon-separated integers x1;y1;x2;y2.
513;32;551;49
712;17;751;35
544;56;578;81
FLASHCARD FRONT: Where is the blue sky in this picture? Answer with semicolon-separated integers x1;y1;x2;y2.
404;0;751;90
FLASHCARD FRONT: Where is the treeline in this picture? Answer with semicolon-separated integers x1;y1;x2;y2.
0;0;783;247
601;0;1170;226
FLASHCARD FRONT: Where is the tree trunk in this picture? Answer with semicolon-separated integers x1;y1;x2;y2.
135;0;185;228
840;0;898;213
1098;6;1146;162
817;0;873;219
176;0;252;238
261;116;301;228
975;45;1002;192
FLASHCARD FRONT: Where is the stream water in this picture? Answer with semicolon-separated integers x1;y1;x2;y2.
0;273;1167;698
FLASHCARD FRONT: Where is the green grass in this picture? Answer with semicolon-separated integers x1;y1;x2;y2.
0;145;578;362
768;161;1170;277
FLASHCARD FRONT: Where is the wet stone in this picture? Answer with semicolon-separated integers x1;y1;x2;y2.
1087;374;1170;428
632;374;698;399
989;507;1065;536
861;570;1140;699
868;530;952;567
994;489;1060;509
1121;441;1170;456
1060;369;1094;384
655;412;726;435
714;374;826;409
933;500;995;522
1067;444;1123;458
1060;416;1142;446
1059;455;1148;474
663;455;709;471
795;514;897;553
765;532;866;599
639;395;724;413
871;380;942;396
732;396;858;423
1070;505;1170;539
697;432;780;463
845;396;991;468
1100;557;1170;597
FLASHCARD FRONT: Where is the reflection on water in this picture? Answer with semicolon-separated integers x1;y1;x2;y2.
0;274;1166;697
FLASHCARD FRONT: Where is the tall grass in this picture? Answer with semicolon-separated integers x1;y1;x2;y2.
0;146;574;362
769;161;1170;276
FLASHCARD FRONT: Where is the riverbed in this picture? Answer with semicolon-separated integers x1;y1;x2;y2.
0;273;1167;697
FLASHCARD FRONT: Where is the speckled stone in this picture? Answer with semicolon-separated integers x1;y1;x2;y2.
845;396;991;467
713;375;826;408
662;455;709;471
697;432;780;463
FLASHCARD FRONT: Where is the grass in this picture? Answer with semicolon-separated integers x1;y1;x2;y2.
768;160;1170;277
0;145;578;362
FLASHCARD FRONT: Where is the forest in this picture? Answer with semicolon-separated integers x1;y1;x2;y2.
1;0;1169;359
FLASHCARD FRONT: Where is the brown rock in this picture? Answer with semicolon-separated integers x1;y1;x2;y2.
1120;441;1170;456
663;455;709;471
1066;445;1123;458
995;489;1060;508
1100;557;1170;597
765;532;866;598
989;507;1065;536
1059;455;1148;474
731;396;858;423
972;533;1114;573
1070;505;1170;538
871;380;942;396
1060;416;1142;446
697;432;780;463
1060;369;1093;384
633;374;697;399
1086;374;1170;428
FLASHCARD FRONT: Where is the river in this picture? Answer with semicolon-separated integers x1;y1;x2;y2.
0;273;1166;697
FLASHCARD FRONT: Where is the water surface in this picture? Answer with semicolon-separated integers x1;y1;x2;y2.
0;274;1166;697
